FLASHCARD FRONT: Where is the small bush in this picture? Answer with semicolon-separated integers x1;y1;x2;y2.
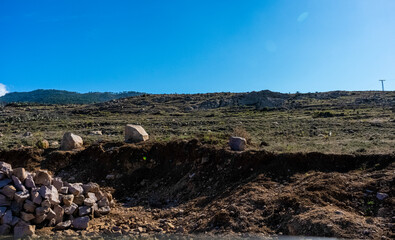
232;126;252;144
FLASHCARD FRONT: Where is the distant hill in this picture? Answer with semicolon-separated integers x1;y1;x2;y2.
0;89;145;104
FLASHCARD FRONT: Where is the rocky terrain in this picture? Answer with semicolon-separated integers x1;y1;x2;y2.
0;90;393;238
0;139;393;239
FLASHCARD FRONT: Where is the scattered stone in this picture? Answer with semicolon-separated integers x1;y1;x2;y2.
90;131;102;135
24;174;36;189
78;206;91;216
376;192;389;200
64;203;78;215
105;174;115;180
21;212;35;221
83;197;96;207
63;194;74;206
124;124;149;143
68;183;83;196
12;176;26;192
23;132;33;137
59;186;68;194
34;170;52;186
31;189;42;205
73;194;85;205
0;162;12;177
55;220;72;230
82;182;99;193
229;136;247;151
12;168;27;182
52;177;63;190
0;185;16;199
36;139;50;149
72;216;90;230
97;197;110;208
23;200;36;213
39;185;60;205
14;222;35;239
98;206;110;215
60;132;83;150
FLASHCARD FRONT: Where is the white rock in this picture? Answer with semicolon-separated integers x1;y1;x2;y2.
125;124;149;143
60;132;83;150
229;136;247;151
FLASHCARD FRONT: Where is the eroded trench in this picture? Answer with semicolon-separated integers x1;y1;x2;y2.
0;140;394;239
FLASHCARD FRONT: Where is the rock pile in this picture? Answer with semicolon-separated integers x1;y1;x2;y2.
0;162;112;238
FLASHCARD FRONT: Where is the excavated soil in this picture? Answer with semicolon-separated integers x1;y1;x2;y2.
0;140;394;239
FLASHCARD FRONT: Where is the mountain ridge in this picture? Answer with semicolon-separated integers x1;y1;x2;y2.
0;89;145;104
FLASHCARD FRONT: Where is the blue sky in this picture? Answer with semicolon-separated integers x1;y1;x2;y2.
0;0;394;94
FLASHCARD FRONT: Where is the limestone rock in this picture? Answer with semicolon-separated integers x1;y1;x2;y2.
0;185;16;199
229;136;247;151
38;185;60;205
124;124;149;143
78;206;91;216
34;170;52;186
12;168;27;182
12;176;26;192
23;200;36;213
52;177;63;191
60;132;83;150
62;194;74;206
63;203;78;215
0;162;12;177
82;182;99;193
24;174;36;189
68;183;83;196
72;216;89;230
55;220;71;230
14;222;35;239
0;194;11;206
20;212;35;222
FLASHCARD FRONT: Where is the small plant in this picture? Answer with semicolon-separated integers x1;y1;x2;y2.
232;126;252;144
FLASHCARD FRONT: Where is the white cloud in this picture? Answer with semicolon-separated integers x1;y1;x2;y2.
0;83;8;97
297;12;309;22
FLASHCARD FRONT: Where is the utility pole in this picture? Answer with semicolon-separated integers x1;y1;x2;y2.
379;79;385;92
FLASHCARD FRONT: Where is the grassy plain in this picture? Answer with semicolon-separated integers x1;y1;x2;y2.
0;91;394;154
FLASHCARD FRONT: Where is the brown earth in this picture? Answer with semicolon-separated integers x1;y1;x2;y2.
0;140;394;239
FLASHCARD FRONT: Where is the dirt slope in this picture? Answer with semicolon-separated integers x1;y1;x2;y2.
0;140;393;239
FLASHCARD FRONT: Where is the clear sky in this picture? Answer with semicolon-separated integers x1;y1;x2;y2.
0;0;394;95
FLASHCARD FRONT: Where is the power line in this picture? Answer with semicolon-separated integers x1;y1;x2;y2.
379;79;385;91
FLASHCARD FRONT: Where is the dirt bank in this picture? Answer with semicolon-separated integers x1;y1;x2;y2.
0;140;394;239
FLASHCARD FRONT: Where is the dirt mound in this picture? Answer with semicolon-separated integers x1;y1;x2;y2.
0;140;393;239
